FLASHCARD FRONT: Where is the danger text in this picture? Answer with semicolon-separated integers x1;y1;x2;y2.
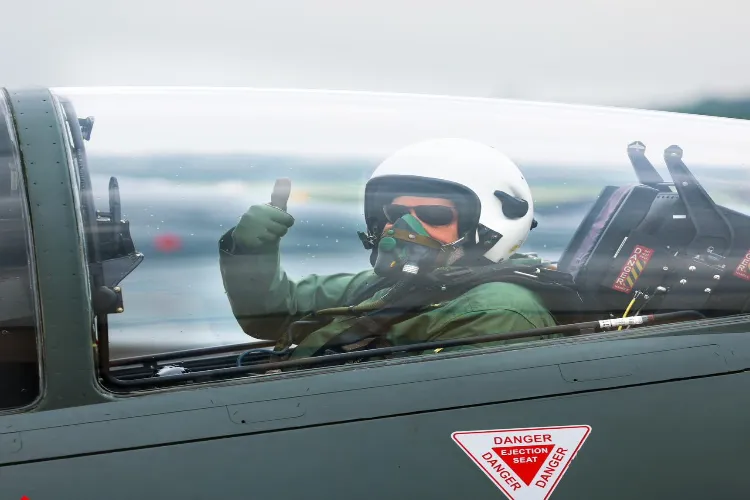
482;452;522;491
612;245;654;293
494;434;552;445
733;250;750;281
535;447;568;489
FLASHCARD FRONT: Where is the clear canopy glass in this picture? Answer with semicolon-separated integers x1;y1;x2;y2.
51;87;750;363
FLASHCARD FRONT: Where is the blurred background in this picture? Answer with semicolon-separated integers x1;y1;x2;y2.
7;0;749;356
3;0;750;118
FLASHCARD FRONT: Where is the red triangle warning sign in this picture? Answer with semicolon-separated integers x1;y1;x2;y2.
493;444;555;486
452;425;591;500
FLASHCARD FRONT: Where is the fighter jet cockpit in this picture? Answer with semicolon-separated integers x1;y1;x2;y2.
32;87;750;392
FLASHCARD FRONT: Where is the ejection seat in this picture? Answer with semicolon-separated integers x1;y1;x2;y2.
554;142;750;323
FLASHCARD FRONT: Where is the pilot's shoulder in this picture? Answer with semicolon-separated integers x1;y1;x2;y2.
429;281;555;332
453;281;550;313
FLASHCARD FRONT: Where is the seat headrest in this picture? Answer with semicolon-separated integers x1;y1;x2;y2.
557;184;659;286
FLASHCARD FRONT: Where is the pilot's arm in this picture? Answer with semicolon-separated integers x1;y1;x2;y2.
218;186;374;341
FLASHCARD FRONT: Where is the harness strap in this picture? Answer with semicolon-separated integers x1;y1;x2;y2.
310;264;585;356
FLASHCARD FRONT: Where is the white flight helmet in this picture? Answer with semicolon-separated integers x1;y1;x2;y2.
362;138;535;263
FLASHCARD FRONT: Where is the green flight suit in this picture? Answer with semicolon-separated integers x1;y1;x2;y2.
218;231;559;360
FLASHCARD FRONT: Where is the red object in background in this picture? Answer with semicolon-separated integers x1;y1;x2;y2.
154;233;182;253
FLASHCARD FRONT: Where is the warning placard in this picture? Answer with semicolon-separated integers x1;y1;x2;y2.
452;425;591;500
612;244;654;294
733;249;750;281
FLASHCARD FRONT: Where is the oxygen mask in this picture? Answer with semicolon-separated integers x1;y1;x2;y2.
373;214;459;277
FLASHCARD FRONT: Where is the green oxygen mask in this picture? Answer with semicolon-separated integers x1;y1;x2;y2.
372;214;449;277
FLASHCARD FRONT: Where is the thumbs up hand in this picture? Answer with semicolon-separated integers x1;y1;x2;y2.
270;178;292;212
232;178;295;251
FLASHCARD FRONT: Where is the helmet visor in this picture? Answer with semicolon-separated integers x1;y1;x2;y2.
383;204;457;227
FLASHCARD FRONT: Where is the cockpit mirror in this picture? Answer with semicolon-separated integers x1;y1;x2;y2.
78;116;95;141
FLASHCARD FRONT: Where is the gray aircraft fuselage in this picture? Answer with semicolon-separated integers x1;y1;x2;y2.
0;87;748;500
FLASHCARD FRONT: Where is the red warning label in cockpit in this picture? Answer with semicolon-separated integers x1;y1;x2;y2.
452;425;591;500
612;245;654;294
732;249;750;281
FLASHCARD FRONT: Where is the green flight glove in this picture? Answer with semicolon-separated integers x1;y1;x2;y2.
231;178;295;251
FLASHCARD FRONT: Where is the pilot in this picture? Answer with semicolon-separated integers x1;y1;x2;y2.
218;138;564;360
